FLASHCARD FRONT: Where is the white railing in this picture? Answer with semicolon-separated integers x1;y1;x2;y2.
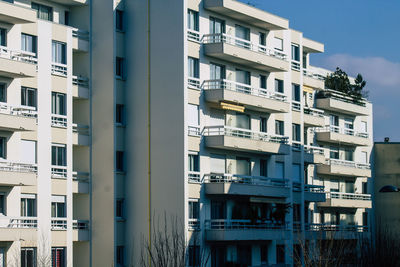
72;171;90;182
306;223;368;233
303;69;325;81
304;145;325;155
327;159;371;170
204;219;288;230
303;106;324;117
291;61;300;71
187;29;200;42
0;217;38;228
72;75;89;87
316;88;367;107
291;101;301;111
0;102;37;118
326;192;371;201
305;184;325;193
202;33;288;61
203;125;289;144
51;165;67;179
203;173;289;187
51;219;67;230
292;141;301;151
0;160;37;173
316;125;369;139
188;126;200;137
51;114;67;128
73;123;90;135
188;219;200;230
0;45;37;64
188;77;201;90
188;171;201;183
51;62;67;76
202;79;288;102
73;220;89;230
72;29;89;41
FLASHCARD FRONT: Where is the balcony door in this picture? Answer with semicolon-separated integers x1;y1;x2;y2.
210;154;225;174
226;112;250;130
210;63;225;88
210;17;225;42
235;25;250;48
236;157;251;176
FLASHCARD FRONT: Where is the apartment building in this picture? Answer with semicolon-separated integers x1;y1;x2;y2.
0;0;373;266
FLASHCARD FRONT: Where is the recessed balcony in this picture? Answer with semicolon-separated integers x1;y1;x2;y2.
304;145;326;164
0;104;37;131
203;126;290;155
73;75;90;99
317;159;371;177
73;220;89;241
0;217;37;241
203;173;290;198
204;219;290;241
73;123;90;146
318;192;372;209
202;33;289;72
0;46;37;78
303;107;325;127
72;171;89;194
203;79;289;113
72;29;89;53
0;1;36;24
293;183;326;202
316;126;370;146
305;223;369;240
303;69;325;90
0;160;37;186
316;89;369;116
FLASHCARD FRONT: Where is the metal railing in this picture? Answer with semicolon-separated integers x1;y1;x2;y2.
51;62;67;76
72;171;90;182
0;160;37;173
327;159;371;170
51;166;67;179
203;126;289;144
0;45;37;64
203;173;289;187
303;69;325;81
0;217;38;228
188;77;201;90
188;219;200;230
204;219;289;230
291;61;300;71
51;114;67;128
202;79;287;102
316;88;367;107
187;29;200;42
72;29;89;41
188;171;201;183
304;145;325;155
73;220;89;230
303;106;324;117
73;123;90;135
72;75;89;87
306;223;368;233
293;183;325;193
291;101;301;111
188;126;200;137
51;219;67;230
326;192;371;201
202;33;288;61
316;125;369;138
0;102;37;118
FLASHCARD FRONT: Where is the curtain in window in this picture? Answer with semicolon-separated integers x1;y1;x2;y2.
226;113;250;129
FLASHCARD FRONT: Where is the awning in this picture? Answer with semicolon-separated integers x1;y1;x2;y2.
220;102;245;112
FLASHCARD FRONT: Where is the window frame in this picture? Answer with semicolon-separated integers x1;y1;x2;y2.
116;104;124;125
116;151;124;172
116;57;124;79
275;79;284;93
275;120;284;136
0;137;6;159
291;43;300;62
187;9;199;32
0;28;6;47
21;33;37;55
32;2;53;21
51;41;66;64
116;10;124;31
188;199;200;220
21;247;37;267
21;87;37;109
292;123;301;142
188;57;200;79
51;92;66;115
0;83;6;103
51;144;66;167
51;247;66;267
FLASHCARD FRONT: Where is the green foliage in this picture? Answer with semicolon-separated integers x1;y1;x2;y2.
324;67;368;100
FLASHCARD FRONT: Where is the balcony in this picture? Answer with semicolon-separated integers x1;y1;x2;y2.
203;79;289;113
73;75;90;99
303;69;325;90
203;173;290;198
317;159;371;177
303;107;325;127
0;46;37;78
304;145;326;164
293;183;326;202
203;0;288;30
203;126;290;155
0;103;37;131
204;219;290;241
0;1;36;24
316;89;369;116
318;192;372;209
73;171;89;194
72;29;89;53
305;223;369;240
202;33;289;72
0;217;37;241
73;123;90;146
316;126;370;146
0;160;37;186
73;220;89;241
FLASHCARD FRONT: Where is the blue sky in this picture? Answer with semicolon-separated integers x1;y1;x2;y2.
241;0;400;141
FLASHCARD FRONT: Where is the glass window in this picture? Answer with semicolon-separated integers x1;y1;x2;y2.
274;37;283;51
64;11;69;26
344;149;353;161
116;104;124;124
116;151;124;171
188;245;200;267
0;28;6;46
51;247;66;267
188;104;199;127
260;159;268;177
235;69;250;85
21;87;37;109
32;2;53;21
275;79;284;93
209;17;225;34
291;44;300;61
275;120;284;135
330;147;339;159
189;200;199;219
330;115;339;127
292;84;300;101
276;162;284;179
0;137;6;159
21;247;36;267
235;25;250;48
292;123;301;142
21;195;36;217
51;41;66;64
211;200;226;219
116;57;124;78
259;32;266;46
188;57;199;78
116;10;124;31
51;202;66;218
259;75;267;89
0;83;6;103
188;154;199;172
210;154;225;173
236;157;250;175
260;117;267;133
210;63;225;80
360;121;367;133
116;199;124;218
51;92;66;115
21;33;37;55
187;10;199;31
0;194;4;215
51;144;66;166
226;113;250;129
117;246;124;265
361;151;368;164
261;244;268;264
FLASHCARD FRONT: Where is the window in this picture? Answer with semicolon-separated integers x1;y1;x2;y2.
211;200;226;219
116;104;124;124
51;92;66;115
52;41;66;64
188;104;199;128
21;248;36;267
236;69;250;85
274;37;283;51
275;79;284;93
21;87;37;109
116;57;124;78
188;57;199;78
292;84;300;102
363;212;368;226
64;11;69;26
344;149;353;161
209;17;225;34
0;28;6;46
21;194;36;217
188;245;200;267
276;245;285;264
260;117;267;133
116;151;124;171
259;32;266;46
116;199;124;218
32;2;53;21
116;10;124;31
344;118;354;134
259;75;267;89
189;200;199;220
291;44;300;61
276;162;284;179
0;83;6;103
260;159;268;177
21;33;37;55
210;154;225;173
361;151;368;164
235;25;250;48
330;147;339;159
303;53;307;68
292;164;301;182
116;246;124;265
362;182;368;194
226;113;250;129
210;63;225;80
0;193;4;215
21;140;36;164
345;181;355;193
275;120;284;135
51;247;66;267
292;123;300;142
360;121;367;133
187;10;199;31
0;137;6;159
52;144;66;166
330;115;339;127
236;157;250;175
51;196;66;218
261;244;268;264
188;153;199;172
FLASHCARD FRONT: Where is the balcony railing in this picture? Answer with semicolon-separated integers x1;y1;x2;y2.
202;33;288;61
327;159;371;170
73;123;89;135
0;160;37;173
188;126;200;137
51;62;67;77
316;125;369;139
72;171;90;182
0;45;37;64
203;126;289;144
51;218;67;230
326;192;371;201
0;217;37;228
73;75;89;88
51;114;67;128
293;182;325;193
204;219;289;230
316;89;366;107
292;141;301;151
303;69;325;81
304;145;325;155
291;101;301;111
188;77;201;90
203;79;287;102
303;106;324;117
0;103;37;118
188;171;201;183
306;223;368;233
291;61;300;71
187;29;200;43
188;219;200;230
51;166;67;179
72;29;89;41
73;220;89;230
203;173;289;187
